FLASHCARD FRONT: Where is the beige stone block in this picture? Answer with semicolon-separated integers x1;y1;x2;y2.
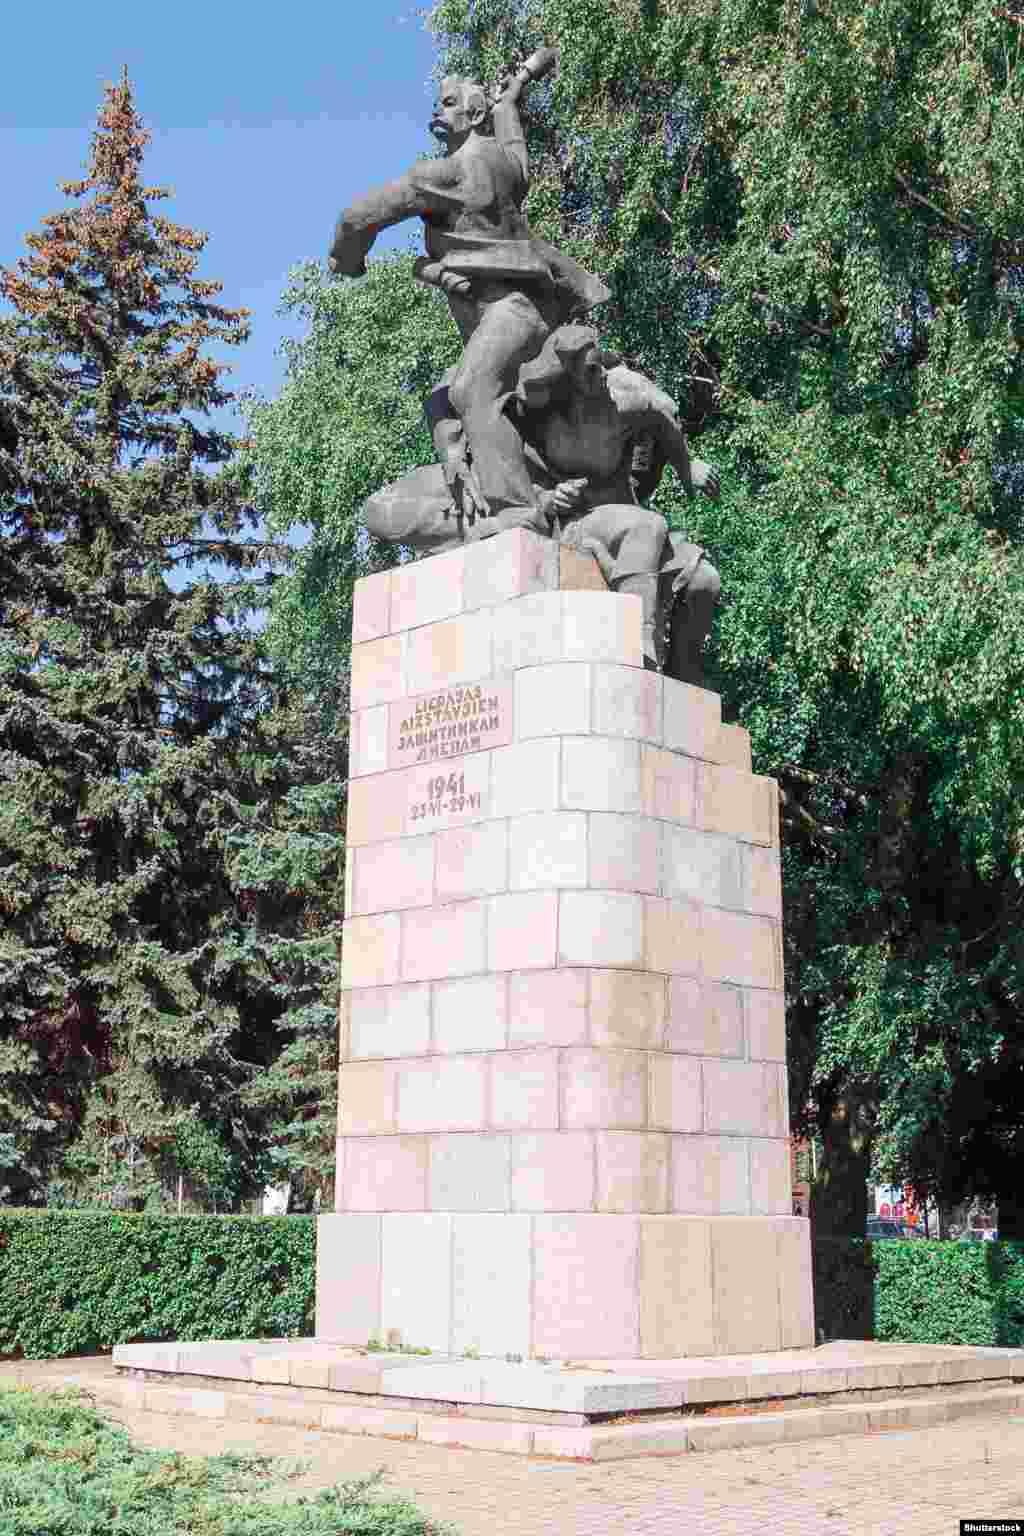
686;1415;781;1452
509;811;588;890
390;679;512;771
419;1418;535;1454
150;1386;231;1418
711;1219;782;1353
589;969;666;1049
396;1056;488;1133
698;762;774;845
352;569;393;644
433;819;507;902
491;590;564;671
341;914;401;989
509;1130;595;1211
596;1132;670;1213
321;1404;417;1438
750;1138;792;1215
380;1213;453;1355
347;983;431;1060
588;813;660;895
671;1135;750;1215
338;1060;397;1136
559;544;606;592
403;753;491;838
515;662;591;740
462;527;554;610
491;737;561;818
776;1218;815;1348
639;1217;714;1356
533;1214;640;1357
662;826;743;909
428;1133;510;1211
649;1055;702;1133
586;1422;690;1460
351;634;405;710
390;546;466;632
591;663;662;744
350;704;389;778
704;1059;786;1137
341;1136;428;1212
224;1392;320;1429
451;1213;532;1358
345;770;408;849
715;722;753;771
507;967;588;1047
746;988;786;1060
663;678;722;760
562;1047;648;1129
666;978;744;1057
640;745;696;826
558;889;645;969
490;1047;559;1130
561;736;641;813
643;897;701;976
562;590;643;666
746;845;783;917
432;973;506;1054
316;1213;381;1342
400;900;486;983
404;609;492;696
487;890;558;972
702;907;779;988
349;834;434;916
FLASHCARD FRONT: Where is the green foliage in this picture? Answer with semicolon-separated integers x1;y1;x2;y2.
0;1387;449;1534
873;1239;1024;1346
812;1236;878;1342
0;1211;315;1359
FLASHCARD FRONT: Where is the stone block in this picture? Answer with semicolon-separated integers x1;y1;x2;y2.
403;753;491;837
400;900;487;983
639;1217;715;1357
350;704;389;778
418;1417;535;1454
561;590;643;665
663;826;743;909
491;591;564;671
508;969;588;1046
649;1055;703;1133
777;1219;815;1348
433;973;507;1054
515;662;591;739
745;845;783;917
746;988;786;1060
531;1426;594;1460
559;544;606;591
396;1056;488;1133
340;1136;428;1213
562;1047;648;1129
509;811;588;890
351;634;405;710
561;735;642;814
666;978;744;1058
491;737;561;818
352;569;392;644
532;1214;641;1358
701;907;779;989
640;745;696;826
596;1132;670;1213
487;890;559;971
703;1060;786;1137
698;762;774;845
451;1213;531;1358
380;1213;453;1355
316;1213;381;1343
589;969;666;1050
321;1404;418;1439
428;1133;510;1211
588;813;661;895
643;897;701;976
340;913;401;990
711;1219;782;1354
663;678;721;760
671;1135;749;1216
558;890;645;969
345;769;408;848
349;834;434;916
338;1060;397;1136
591;664;662;743
433;819;508;903
490;1048;559;1130
390;547;466;632
715;722;753;771
403;609;493;696
509;1130;595;1212
586;1422;691;1460
462;528;554;611
750;1138;792;1215
347;983;431;1060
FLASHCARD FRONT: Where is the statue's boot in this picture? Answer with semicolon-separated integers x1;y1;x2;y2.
614;572;661;671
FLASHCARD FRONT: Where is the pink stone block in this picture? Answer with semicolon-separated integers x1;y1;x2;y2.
491;591;564;671
670;1135;750;1215
428;1133;511;1210
560;736;642;814
341;1136;428;1212
509;1130;595;1211
596;1132;670;1213
380;1213;453;1354
701;907;779;988
345;769;408;848
349;835;434;916
703;1060;786;1137
341;914;401;989
432;973;507;1054
390;546;466;632
347;983;431;1060
562;1047;648;1129
509;811;588;890
514;662;591;739
558;890;645;969
639;1217;714;1356
434;820;508;902
462;528;555;610
746;988;786;1061
316;1213;381;1342
662;677;722;760
643;897;700;976
715;722;753;771
589;969;666;1049
338;1060;397;1136
750;1138;792;1215
711;1219;782;1353
349;704;389;778
403;609;493;696
491;737;561;817
649;1056;703;1132
561;590;643;665
490;1048;559;1130
591;664;662;742
396;1056;488;1133
666;978;744;1057
662;826;743;908
451;1212;532;1357
350;634;405;710
777;1219;815;1348
400;900;486;982
487;890;559;972
508;969;588;1047
640;746;696;825
698;762;774;845
588;813;661;895
532;1214;641;1357
351;570;392;644
746;846;783;916
418;1418;535;1455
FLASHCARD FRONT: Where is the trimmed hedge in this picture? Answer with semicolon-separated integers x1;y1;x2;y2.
0;1211;315;1359
873;1238;1024;1346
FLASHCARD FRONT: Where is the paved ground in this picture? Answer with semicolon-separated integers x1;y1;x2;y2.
4;1357;1023;1535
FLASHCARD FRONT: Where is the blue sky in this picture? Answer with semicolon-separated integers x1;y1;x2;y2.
2;2;443;416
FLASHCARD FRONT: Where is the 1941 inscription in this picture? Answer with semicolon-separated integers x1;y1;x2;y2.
389;678;514;767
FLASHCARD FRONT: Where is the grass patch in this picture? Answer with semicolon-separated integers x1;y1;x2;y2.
0;1386;453;1534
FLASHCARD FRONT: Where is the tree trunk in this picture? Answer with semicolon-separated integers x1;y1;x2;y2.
810;1086;878;1342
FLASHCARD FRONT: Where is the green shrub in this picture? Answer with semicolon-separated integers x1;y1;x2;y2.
0;1386;450;1534
0;1211;315;1359
873;1239;1024;1347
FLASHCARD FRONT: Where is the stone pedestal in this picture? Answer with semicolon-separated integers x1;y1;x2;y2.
319;529;813;1359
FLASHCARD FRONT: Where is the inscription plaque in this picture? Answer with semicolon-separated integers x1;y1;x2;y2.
402;752;490;836
389;678;513;768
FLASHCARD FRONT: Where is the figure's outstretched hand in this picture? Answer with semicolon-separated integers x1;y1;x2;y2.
690;458;721;501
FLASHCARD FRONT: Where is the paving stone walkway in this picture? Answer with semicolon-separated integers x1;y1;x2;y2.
4;1357;1023;1534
